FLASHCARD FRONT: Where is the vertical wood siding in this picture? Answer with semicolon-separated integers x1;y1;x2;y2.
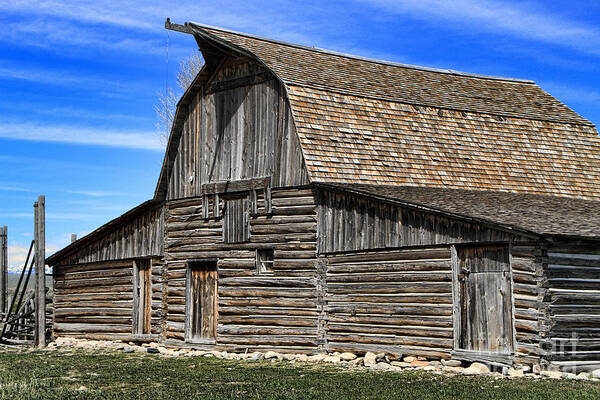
317;190;526;253
163;187;319;351
55;205;165;266
53;258;164;339
324;248;454;359
166;58;309;201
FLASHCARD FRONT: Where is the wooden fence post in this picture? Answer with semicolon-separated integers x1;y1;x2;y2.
0;226;6;316
34;196;46;348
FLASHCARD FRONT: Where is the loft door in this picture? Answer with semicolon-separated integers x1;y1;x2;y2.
186;260;218;342
455;245;514;359
133;259;151;335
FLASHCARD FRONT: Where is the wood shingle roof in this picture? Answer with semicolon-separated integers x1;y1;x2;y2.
187;22;600;201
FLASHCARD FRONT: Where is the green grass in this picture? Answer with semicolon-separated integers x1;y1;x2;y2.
0;350;598;399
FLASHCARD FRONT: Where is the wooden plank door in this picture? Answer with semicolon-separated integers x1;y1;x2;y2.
187;261;218;342
133;259;151;335
455;245;514;358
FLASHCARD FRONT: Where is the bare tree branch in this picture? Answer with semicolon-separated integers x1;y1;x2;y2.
155;52;203;145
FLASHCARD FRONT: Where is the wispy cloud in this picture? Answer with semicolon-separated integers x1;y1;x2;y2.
0;63;153;97
359;0;600;55
0;185;33;193
539;82;600;105
0;123;163;151
67;190;127;197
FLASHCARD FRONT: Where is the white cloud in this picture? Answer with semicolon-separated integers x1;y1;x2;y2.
7;244;30;273
359;0;600;55
539;82;600;106
67;190;128;197
0;185;33;192
0;122;163;151
0;63;151;97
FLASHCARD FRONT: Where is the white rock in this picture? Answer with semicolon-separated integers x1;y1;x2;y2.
441;366;464;374
390;361;411;368
403;356;417;363
340;352;357;361
463;362;490;376
442;359;462;367
371;362;393;371
563;373;578;380
264;351;279;360
591;369;600;379
423;366;437;372
364;352;378;367
295;354;309;362
281;354;295;361
507;368;524;378
309;353;327;362
577;372;591;380
541;370;562;379
348;357;363;367
323;355;341;363
250;352;264;360
55;337;76;346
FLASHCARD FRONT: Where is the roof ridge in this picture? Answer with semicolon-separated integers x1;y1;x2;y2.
187;22;536;85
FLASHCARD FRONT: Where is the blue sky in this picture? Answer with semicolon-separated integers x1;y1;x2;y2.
1;0;599;271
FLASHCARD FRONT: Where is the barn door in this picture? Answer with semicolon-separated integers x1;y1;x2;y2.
133;259;151;335
454;245;515;362
186;260;218;342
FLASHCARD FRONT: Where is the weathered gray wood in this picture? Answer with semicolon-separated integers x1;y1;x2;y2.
455;245;514;360
0;226;6;315
317;189;526;253
34;196;46;348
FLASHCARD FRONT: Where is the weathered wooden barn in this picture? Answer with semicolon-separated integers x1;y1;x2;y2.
46;21;600;370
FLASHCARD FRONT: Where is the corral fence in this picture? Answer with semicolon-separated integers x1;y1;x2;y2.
0;196;51;347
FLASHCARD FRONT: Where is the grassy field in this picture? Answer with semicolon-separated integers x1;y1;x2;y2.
0;349;598;399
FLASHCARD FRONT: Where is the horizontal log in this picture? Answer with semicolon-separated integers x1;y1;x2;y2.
218;277;315;288
217;316;317;327
217;325;318;336
218;288;318;298
327;314;452;327
327;304;452;316
54;323;132;333
326;294;452;304
327;282;452;295
327;322;453;338
326;260;451;274
327;248;451;264
326;272;451;283
217;335;318;346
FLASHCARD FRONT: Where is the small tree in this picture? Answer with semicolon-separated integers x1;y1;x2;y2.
155;52;203;144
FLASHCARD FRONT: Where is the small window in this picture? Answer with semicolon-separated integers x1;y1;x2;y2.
223;195;250;243
256;249;274;274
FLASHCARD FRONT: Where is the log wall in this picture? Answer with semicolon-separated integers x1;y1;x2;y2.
53;258;164;340
510;244;545;366
323;247;455;359
317;189;528;253
166;57;309;201
541;241;600;371
163;187;319;351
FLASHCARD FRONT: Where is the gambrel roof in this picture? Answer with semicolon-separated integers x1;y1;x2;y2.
157;22;600;201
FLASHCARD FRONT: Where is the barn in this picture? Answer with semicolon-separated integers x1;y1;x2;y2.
46;21;600;371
